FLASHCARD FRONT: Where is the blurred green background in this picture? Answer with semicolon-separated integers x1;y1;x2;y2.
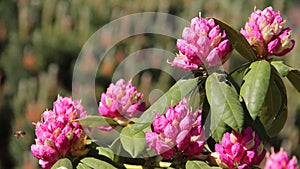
0;0;299;168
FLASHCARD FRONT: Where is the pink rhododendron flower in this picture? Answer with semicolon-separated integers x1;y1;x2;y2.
170;14;232;71
214;126;266;168
145;98;205;158
241;6;295;58
98;79;146;129
31;96;88;169
264;147;298;169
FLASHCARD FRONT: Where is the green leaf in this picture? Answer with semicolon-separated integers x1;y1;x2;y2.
129;78;198;135
51;158;72;169
167;167;176;169
120;126;146;158
211;120;227;143
263;68;287;136
109;137;123;156
74;116;118;127
229;63;251;87
96;147;114;160
251;117;268;141
186;160;212;169
213;18;257;61
270;61;300;93
77;163;92;169
287;69;300;93
206;73;244;132
201;96;210;125
271;61;291;77
260;67;287;137
81;157;117;169
267;101;287;136
240;60;271;120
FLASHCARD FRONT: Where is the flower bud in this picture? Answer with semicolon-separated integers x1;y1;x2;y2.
98;79;145;129
31;96;87;169
264;147;298;169
214;126;266;168
241;6;295;58
170;14;232;71
145;98;205;158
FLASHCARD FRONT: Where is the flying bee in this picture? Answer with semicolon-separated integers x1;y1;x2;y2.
14;130;26;139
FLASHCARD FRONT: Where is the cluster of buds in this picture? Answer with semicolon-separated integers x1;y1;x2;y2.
145;98;205;158
98;79;146;130
264;147;298;169
31;96;88;169
213;126;266;169
241;6;295;58
170;14;232;70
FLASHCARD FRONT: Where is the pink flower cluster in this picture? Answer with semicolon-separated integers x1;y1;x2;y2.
145;98;205;158
241;6;295;58
170;15;232;70
214;126;266;169
98;79;146;129
265;147;298;169
31;96;87;169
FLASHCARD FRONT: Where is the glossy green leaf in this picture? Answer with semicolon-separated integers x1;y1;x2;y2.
206;73;244;132
271;61;292;77
267;101;287;136
186;160;214;169
74;116;118;127
213;18;257;61
96;147;114;160
240;60;271;120
77;163;92;169
109;137;128;158
51;158;72;169
211;120;227;143
120;126;146;158
260;68;287;136
287;69;300;93
270;61;300;93
229;63;251;87
251;117;268;141
81;157;117;169
129;78;199;135
262;68;287;136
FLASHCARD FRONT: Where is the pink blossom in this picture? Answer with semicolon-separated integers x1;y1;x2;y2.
98;79;145;129
145;98;205;158
170;14;232;71
214;126;266;168
31;96;88;169
241;6;295;58
264;147;298;169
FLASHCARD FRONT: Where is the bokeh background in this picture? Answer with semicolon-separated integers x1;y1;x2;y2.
0;0;299;168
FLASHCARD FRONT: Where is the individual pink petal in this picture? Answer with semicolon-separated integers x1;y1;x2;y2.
145;132;174;158
153;113;169;133
163;123;179;144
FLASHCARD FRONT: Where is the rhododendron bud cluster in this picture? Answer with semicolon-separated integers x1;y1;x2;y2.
145;98;205;159
240;6;295;58
31;96;88;169
170;14;232;70
264;147;298;169
98;79;146;129
214;126;266;169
